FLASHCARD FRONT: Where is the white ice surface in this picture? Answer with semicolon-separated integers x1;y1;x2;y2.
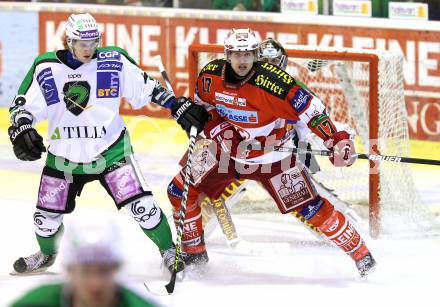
1;200;439;307
1;146;439;307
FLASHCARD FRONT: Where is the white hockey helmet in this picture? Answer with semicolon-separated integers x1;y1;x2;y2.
224;28;259;61
259;38;288;70
65;13;101;52
61;219;123;267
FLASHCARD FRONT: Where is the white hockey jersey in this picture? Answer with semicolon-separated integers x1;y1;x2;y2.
10;47;174;165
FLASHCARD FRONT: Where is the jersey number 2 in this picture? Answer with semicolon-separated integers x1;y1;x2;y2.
202;77;212;93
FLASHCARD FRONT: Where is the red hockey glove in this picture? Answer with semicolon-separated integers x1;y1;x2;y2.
204;113;247;159
324;130;356;167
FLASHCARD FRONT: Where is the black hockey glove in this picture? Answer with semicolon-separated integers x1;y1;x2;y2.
171;97;209;134
8;119;46;161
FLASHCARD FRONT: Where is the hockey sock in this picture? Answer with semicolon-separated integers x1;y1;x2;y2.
36;224;64;255
141;212;174;251
307;198;370;261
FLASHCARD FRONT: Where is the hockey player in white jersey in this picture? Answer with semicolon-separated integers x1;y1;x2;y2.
7;13;208;275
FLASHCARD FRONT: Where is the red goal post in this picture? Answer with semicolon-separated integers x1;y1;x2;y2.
187;43;433;238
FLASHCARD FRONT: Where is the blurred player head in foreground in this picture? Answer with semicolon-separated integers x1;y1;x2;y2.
11;219;163;306
60;220;123;306
259;37;288;70
64;13;101;63
224;28;259;77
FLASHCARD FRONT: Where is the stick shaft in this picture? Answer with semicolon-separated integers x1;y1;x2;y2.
153;54;194;294
259;145;440;166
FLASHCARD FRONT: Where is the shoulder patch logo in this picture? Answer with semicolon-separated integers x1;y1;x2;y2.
290;88;312;113
36;68;60;106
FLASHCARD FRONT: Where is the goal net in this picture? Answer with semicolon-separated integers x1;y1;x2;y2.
188;44;437;238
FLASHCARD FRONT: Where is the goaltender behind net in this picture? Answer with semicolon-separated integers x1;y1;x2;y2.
167;29;377;277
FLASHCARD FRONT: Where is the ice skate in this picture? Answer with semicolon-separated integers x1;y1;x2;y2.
160;244;185;273
12;251;56;275
182;250;209;266
356;252;377;278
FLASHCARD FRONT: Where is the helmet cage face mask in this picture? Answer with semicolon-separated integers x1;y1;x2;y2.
259;38;288;70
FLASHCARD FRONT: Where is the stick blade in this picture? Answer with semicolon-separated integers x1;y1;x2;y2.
145;270;178;296
144;281;171;296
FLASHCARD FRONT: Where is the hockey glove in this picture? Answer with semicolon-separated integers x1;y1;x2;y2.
171;97;209;134
204;112;248;159
8;119;46;161
324;130;356;167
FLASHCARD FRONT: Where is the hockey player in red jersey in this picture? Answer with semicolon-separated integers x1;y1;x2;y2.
167;29;376;277
196;37;321;243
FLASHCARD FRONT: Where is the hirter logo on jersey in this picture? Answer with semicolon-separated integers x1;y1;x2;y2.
215;104;258;124
291;88;312;113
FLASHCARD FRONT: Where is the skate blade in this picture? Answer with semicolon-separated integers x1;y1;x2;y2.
9;268;56;276
359;264;377;279
144;281;171;296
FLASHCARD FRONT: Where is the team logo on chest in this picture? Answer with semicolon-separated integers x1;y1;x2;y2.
62;81;91;115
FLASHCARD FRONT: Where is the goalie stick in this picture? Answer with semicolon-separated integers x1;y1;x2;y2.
145;55;197;295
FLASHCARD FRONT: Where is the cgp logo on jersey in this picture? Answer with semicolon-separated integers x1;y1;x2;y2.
36;68;60;106
215;104;258;124
290;88;312;113
97;50;121;61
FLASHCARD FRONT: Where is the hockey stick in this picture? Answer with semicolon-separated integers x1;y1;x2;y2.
153;55;174;94
146;55;198;294
255;145;440;166
202;179;248;240
166;125;198;293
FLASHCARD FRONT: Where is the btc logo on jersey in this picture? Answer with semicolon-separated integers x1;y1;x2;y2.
96;72;120;98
